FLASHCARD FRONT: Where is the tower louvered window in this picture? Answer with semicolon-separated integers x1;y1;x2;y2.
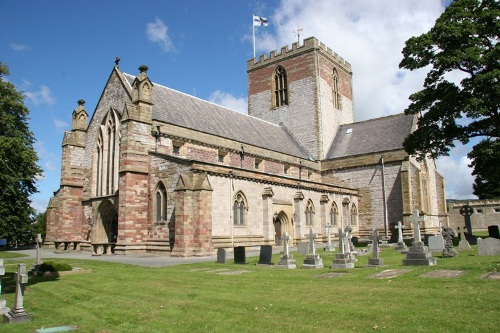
332;68;342;110
273;66;288;107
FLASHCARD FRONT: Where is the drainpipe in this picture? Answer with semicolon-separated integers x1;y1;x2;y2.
381;155;389;238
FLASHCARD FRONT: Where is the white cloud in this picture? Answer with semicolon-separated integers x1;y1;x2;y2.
436;152;476;200
45;161;59;172
10;42;30;52
30;196;49;214
146;17;175;52
53;118;69;131
25;85;55;106
208;90;248;114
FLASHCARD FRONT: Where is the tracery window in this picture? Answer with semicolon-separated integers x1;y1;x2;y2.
332;68;342;110
350;204;357;226
273;66;288;107
155;182;167;223
233;192;248;226
94;109;120;196
330;202;338;226
305;200;315;226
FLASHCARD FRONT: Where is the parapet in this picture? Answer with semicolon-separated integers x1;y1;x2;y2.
247;36;351;72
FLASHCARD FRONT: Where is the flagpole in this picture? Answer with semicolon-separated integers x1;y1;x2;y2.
252;15;256;59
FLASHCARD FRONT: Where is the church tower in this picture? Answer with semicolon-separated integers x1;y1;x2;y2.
247;37;353;160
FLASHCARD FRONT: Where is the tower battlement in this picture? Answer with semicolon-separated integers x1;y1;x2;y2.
247;37;351;72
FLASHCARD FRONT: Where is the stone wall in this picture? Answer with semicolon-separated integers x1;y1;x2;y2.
448;200;500;231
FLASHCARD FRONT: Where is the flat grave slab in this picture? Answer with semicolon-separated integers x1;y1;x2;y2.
218;270;252;275
482;272;500;280
315;272;349;278
420;270;464;278
36;326;78;333
189;268;212;272
369;269;411;279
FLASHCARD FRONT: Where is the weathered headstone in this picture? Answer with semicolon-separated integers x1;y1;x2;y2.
441;227;458;258
393;221;408;252
216;248;226;264
477;237;500;256
257;245;274;265
344;225;357;254
0;259;10;315
302;229;324;269
457;226;472;250
3;264;31;323
324;224;335;252
297;242;309;255
428;235;445;253
277;232;297;269
367;229;384;267
488;225;500;239
459;204;475;243
402;210;437;266
233;246;247;264
331;228;355;269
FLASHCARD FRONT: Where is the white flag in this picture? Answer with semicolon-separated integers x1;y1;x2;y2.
253;15;268;27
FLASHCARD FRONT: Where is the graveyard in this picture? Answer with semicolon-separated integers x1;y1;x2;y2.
1;235;499;333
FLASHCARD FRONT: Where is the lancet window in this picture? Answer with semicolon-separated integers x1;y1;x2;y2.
155;182;167;223
273;65;288;107
233;192;248;226
332;68;341;110
350;204;357;226
330;202;338;226
305;200;315;226
94;109;120;196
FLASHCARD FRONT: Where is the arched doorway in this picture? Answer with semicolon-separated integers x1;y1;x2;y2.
274;211;293;245
93;200;118;250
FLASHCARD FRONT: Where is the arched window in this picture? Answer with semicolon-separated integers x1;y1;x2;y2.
330;202;338;226
305;200;315;226
155;182;167;223
332;68;342;110
273;66;288;107
233;192;248;226
94;109;120;196
350;204;357;226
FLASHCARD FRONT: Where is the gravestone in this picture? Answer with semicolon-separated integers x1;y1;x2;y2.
331;228;355;269
216;248;226;264
297;242;309;255
428;235;445;253
457;226;472;250
233;246;247;264
302;229;324;269
488;225;500;239
441;227;458;258
393;221;408;252
402;210;437;266
344;225;357;254
257;245;274;265
477;237;500;256
3;264;31;323
459;204;476;244
277;232;297;269
324;224;335;252
0;259;10;315
367;229;384;267
30;233;44;275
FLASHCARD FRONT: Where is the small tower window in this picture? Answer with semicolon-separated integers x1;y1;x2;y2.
273;66;288;107
332;68;342;110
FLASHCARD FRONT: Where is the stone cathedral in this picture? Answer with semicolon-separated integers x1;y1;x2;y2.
46;37;447;256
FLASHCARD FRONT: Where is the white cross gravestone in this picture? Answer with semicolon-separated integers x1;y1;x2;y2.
35;233;43;265
331;227;355;269
367;229;384;266
307;228;317;255
396;221;404;243
277;232;297;269
402;210;437;266
302;228;324;269
0;259;10;315
324;224;335;252
408;209;425;244
3;263;31;323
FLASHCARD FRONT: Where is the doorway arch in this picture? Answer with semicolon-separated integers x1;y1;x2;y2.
274;211;293;245
93;200;118;244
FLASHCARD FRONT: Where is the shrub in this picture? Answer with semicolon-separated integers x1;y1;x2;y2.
38;261;73;272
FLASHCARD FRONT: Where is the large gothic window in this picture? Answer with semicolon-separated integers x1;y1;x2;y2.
155;182;167;223
330;202;338;226
94;109;120;196
305;200;315;226
273;66;288;107
233;192;248;226
332;68;342;110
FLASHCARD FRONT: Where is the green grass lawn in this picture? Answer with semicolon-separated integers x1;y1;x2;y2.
0;246;499;333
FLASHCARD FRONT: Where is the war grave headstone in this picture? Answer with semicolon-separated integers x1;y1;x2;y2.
366;229;384;267
459;204;476;244
393;221;409;252
477;237;500;256
277;232;297;269
0;259;10;315
488;225;500;239
216;248;226;264
324;223;335;252
297;242;309;255
257;245;274;266
302;229;324;269
233;246;248;264
402;210;437;266
331;227;356;269
3;263;31;323
457;226;472;250
441;227;458;258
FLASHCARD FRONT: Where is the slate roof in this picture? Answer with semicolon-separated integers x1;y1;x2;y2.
325;113;414;159
123;73;311;159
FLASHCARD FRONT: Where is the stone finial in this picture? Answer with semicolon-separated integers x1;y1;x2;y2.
138;64;149;73
115;57;120;67
77;99;85;106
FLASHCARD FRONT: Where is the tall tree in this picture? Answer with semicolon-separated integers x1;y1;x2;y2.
399;0;500;198
0;63;43;247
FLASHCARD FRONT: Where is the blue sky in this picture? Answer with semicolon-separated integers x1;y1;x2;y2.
0;0;476;213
